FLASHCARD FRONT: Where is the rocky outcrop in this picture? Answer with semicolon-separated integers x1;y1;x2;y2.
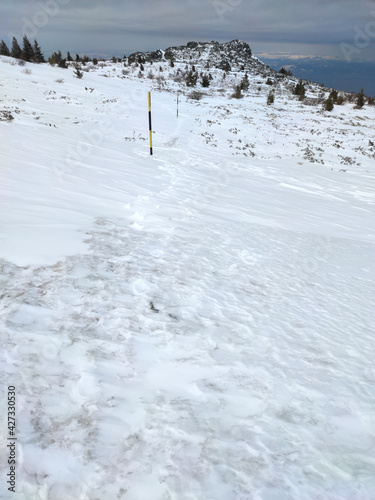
128;40;253;70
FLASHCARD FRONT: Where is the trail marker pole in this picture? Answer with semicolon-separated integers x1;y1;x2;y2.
177;92;179;118
148;91;153;155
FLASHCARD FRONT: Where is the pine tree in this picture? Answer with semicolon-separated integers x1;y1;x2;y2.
58;58;67;69
329;89;338;103
48;50;63;66
33;40;45;63
73;65;83;79
336;95;345;105
186;69;198;87
10;37;22;59
267;92;275;105
324;97;334;111
294;80;306;100
279;67;292;76
240;74;250;91
67;52;73;62
356;88;365;109
201;74;210;87
0;40;10;56
21;35;34;61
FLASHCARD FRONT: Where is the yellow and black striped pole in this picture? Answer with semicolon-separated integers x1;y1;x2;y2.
148;92;153;155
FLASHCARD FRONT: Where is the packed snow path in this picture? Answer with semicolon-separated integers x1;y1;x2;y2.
1;56;375;499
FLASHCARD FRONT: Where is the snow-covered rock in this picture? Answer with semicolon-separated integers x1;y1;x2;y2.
129;39;255;71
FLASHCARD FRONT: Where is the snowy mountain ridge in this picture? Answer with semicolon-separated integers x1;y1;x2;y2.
129;39;254;70
125;38;367;107
0;52;375;500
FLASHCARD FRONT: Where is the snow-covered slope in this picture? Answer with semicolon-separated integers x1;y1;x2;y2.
0;53;375;500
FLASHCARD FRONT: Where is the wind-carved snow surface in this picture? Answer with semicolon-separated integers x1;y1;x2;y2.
0;55;375;499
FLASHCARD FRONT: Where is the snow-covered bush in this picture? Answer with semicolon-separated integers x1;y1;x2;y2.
267;92;275;105
232;85;243;99
324;97;334;111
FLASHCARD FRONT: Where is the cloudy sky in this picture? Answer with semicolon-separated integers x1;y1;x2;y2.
1;0;375;62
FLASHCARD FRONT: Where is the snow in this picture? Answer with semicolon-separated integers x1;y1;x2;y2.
1;55;375;499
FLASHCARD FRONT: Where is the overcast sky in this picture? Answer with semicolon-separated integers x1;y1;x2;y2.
1;0;375;61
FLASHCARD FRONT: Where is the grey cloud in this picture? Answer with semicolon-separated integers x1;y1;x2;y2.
1;0;374;60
